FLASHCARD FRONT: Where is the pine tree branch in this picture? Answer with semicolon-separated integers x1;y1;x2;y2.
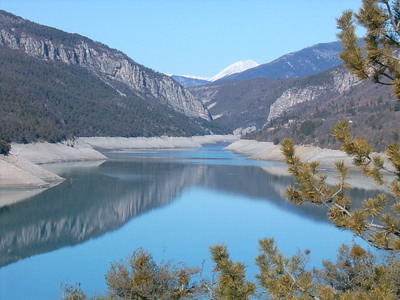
382;0;400;36
281;262;320;300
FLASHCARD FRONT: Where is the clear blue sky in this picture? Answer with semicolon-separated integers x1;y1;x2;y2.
0;0;363;78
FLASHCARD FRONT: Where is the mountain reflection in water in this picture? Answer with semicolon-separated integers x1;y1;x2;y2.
0;146;381;267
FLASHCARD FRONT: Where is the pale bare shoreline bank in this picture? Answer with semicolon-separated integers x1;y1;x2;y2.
225;139;388;191
0;135;239;206
225;139;354;167
0;135;385;206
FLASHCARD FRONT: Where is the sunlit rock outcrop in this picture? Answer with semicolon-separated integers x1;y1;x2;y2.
267;68;360;123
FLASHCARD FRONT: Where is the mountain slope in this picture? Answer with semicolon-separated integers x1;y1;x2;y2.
216;41;343;83
0;10;210;120
0;47;217;143
190;78;295;133
246;71;399;152
190;65;399;150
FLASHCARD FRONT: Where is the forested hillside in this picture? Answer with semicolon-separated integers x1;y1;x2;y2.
0;47;221;143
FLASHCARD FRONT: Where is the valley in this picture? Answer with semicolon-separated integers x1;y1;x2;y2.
1;9;398;153
1;3;399;299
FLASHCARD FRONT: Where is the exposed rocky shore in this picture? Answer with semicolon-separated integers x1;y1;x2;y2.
0;135;238;205
225;139;354;166
225;139;389;191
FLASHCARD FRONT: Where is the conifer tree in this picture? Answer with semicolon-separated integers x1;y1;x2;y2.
337;0;400;99
280;125;400;251
210;244;256;300
104;248;202;299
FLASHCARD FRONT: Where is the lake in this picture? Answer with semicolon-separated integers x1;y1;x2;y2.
0;144;375;299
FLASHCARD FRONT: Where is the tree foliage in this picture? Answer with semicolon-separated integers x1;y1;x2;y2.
280;121;400;251
63;242;400;300
256;240;400;300
62;283;87;300
210;244;256;300
104;248;202;300
337;0;400;99
256;238;316;299
62;248;205;300
0;139;11;155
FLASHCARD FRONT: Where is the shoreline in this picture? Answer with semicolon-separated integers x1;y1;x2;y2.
0;135;386;206
225;139;354;166
0;135;239;206
225;139;389;191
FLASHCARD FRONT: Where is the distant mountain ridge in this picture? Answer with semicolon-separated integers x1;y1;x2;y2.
172;42;343;88
216;41;343;83
0;10;210;120
190;77;295;132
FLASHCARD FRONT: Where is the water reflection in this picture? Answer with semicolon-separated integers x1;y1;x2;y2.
0;147;381;268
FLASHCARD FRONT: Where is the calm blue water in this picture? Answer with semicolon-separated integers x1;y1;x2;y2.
0;145;373;300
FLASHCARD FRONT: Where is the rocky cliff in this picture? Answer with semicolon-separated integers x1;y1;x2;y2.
0;10;210;120
267;68;360;123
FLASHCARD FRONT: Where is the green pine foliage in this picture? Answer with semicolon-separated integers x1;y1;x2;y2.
210;244;256;300
280;121;400;251
104;248;201;300
337;0;400;99
256;238;316;299
62;242;400;300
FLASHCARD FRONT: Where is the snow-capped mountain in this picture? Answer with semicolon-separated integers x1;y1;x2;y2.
170;60;259;87
209;60;259;82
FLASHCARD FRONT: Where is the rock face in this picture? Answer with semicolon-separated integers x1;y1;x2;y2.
0;10;210;120
266;67;360;123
